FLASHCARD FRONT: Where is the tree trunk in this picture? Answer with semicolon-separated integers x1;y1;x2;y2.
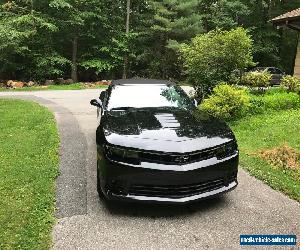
123;56;128;79
71;36;78;82
123;0;130;79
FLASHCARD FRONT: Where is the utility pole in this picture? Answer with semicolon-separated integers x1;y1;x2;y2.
122;0;130;79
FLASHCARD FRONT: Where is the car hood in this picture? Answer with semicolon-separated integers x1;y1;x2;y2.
102;108;235;153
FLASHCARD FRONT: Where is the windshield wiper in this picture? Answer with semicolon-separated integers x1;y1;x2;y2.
153;106;181;110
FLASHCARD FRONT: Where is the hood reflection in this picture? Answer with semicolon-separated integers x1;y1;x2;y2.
103;108;232;142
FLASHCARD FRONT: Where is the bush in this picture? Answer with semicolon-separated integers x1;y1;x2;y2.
249;91;300;115
180;27;255;98
241;71;271;88
281;75;300;93
199;84;250;120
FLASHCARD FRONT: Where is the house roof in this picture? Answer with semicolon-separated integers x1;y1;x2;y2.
271;8;300;31
272;8;300;22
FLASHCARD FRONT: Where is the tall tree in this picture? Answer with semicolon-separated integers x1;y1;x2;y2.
132;0;204;79
131;0;249;79
49;0;107;81
0;0;60;80
123;0;131;79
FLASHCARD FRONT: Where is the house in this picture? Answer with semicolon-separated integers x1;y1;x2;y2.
272;8;300;78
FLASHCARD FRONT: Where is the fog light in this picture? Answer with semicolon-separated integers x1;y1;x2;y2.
110;180;127;195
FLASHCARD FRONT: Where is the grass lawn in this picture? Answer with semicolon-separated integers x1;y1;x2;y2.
0;99;59;249
230;109;300;202
0;82;108;92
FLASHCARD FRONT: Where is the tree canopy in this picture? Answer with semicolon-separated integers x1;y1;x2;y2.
0;0;299;82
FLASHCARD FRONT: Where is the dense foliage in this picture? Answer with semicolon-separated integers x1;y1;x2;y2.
181;28;254;97
281;75;300;94
241;71;272;88
0;0;300;82
200;85;300;120
199;84;250;119
249;89;300;114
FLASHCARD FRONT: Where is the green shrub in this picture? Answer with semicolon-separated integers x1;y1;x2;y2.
249;91;300;115
281;75;300;93
199;84;250;120
180;27;255;98
241;71;271;88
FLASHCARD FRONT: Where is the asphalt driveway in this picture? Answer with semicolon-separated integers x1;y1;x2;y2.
1;89;299;250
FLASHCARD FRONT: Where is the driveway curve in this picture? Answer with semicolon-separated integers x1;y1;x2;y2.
1;89;299;250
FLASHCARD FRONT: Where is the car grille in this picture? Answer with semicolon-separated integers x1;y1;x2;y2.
128;175;237;198
139;141;237;165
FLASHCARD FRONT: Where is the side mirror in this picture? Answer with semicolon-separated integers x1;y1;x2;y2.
90;99;102;108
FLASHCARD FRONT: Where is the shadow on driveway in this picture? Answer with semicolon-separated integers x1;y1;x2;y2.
101;195;226;218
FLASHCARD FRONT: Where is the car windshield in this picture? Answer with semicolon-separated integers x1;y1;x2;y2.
252;67;266;72
107;84;195;111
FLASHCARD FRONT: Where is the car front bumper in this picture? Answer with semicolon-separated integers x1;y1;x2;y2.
97;150;239;204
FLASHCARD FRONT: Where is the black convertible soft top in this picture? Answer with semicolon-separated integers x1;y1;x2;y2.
111;78;175;86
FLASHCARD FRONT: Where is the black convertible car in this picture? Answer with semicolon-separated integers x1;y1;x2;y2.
90;79;238;203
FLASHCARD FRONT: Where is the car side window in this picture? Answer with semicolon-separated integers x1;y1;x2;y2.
274;68;283;74
267;68;276;74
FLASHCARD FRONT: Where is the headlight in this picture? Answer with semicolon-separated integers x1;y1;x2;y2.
105;145;139;163
216;141;238;159
107;146;125;157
